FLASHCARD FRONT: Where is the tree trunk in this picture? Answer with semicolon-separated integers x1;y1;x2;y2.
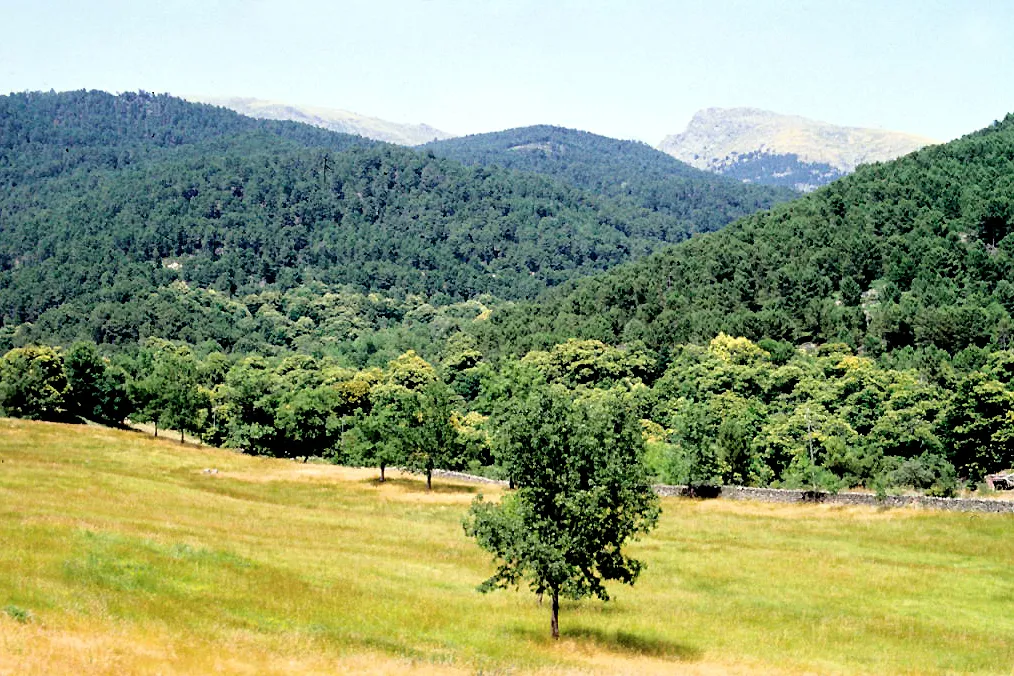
551;588;560;640
426;469;432;491
380;463;386;483
180;428;185;444
154;421;158;438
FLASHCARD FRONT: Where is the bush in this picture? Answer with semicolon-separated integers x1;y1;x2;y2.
885;453;958;497
3;604;33;623
779;460;846;494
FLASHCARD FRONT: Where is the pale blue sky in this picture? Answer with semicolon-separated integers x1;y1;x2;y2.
2;0;1011;143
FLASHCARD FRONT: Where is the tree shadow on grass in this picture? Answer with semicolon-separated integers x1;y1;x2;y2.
361;476;481;494
511;625;700;661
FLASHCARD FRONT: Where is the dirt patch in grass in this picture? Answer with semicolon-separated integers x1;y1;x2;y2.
214;465;500;505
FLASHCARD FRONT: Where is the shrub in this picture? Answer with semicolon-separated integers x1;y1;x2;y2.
885;453;958;497
3;604;33;623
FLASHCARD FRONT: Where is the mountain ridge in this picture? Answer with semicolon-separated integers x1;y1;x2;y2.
423;125;795;240
187;95;454;146
484;112;1014;357
0;90;787;352
658;107;937;190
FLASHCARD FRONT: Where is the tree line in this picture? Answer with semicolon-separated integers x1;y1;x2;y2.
3;334;1012;493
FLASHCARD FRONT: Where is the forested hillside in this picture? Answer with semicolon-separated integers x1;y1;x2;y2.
703;150;844;191
424;125;795;237
0;89;375;172
0;91;778;352
3;94;1014;493
485;114;1014;361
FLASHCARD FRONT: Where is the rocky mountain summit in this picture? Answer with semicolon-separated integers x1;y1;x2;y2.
658;108;937;190
187;95;454;146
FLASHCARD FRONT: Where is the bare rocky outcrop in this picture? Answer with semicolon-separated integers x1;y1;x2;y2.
658;108;937;190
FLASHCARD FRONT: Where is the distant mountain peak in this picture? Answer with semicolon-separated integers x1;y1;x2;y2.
186;95;454;146
658;107;937;191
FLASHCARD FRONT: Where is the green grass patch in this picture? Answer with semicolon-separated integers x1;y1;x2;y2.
3;604;33;623
1;418;1012;674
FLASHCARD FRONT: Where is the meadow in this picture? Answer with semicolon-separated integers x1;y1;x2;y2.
0;419;1011;675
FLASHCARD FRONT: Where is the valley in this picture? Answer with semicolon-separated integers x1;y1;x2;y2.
5;4;1013;674
2;87;1013;676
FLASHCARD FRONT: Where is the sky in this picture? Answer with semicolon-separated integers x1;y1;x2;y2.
2;0;1012;143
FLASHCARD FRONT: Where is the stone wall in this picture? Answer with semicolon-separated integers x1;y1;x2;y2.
430;470;1014;514
430;469;507;486
655;484;1014;513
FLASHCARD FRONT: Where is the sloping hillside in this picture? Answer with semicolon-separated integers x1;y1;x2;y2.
659;108;936;191
486;114;1014;357
1;419;1010;674
0;89;376;165
0;91;754;350
424;125;795;237
189;95;454;145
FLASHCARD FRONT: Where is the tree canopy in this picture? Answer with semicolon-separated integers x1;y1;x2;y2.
465;378;659;639
482;115;1014;359
0;91;789;354
423;125;794;237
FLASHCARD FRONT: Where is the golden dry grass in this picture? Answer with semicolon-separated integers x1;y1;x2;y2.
1;419;1012;675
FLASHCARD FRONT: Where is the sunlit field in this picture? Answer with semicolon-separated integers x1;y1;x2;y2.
1;419;1011;675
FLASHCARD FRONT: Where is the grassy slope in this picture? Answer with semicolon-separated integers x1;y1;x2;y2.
0;420;1011;675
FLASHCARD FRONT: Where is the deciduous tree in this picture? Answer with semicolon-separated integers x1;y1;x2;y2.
465;379;659;639
0;345;68;420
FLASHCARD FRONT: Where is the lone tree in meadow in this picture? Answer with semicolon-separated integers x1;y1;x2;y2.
464;378;660;639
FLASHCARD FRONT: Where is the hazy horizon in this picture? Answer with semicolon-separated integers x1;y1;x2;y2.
3;0;1012;143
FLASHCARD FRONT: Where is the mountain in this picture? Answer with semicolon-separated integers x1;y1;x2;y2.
0;89;376;171
189;95;454;146
423;125;795;241
658;108;937;191
0;90;784;352
484;113;1014;359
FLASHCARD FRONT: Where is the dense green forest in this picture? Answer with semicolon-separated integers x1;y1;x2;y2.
484;114;1014;360
0;88;375;174
2;90;1013;494
0;92;790;353
423;125;795;233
